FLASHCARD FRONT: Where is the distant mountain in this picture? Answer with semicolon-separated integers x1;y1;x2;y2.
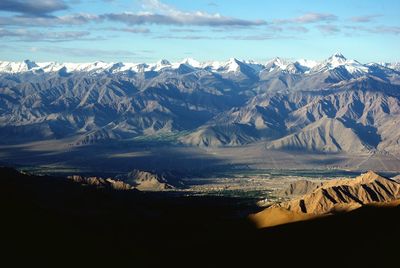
2;53;390;76
267;117;369;153
1;54;399;157
181;90;400;155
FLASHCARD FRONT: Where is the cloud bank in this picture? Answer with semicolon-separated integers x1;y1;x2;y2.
0;0;68;17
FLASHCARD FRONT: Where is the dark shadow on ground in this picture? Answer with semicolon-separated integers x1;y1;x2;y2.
0;142;231;177
1;167;399;267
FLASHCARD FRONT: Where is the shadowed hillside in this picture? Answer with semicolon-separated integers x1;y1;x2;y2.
1;167;400;267
1;55;400;159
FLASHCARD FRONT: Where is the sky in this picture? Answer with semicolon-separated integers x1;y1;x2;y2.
0;0;399;63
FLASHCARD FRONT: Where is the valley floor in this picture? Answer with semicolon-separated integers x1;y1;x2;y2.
1;140;400;177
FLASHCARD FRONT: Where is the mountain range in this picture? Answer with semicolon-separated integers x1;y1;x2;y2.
1;53;400;159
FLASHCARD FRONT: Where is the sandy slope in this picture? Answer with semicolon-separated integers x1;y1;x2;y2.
251;171;400;228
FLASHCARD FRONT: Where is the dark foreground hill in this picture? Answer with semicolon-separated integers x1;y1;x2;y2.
1;167;399;267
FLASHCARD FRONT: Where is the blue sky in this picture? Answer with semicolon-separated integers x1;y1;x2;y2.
0;0;399;63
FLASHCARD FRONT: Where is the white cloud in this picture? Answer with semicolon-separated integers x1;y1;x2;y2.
0;0;68;16
103;0;266;27
350;14;381;23
0;28;94;41
0;13;99;27
274;13;337;24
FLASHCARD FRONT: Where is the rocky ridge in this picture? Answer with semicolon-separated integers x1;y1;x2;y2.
251;171;400;227
69;169;184;191
1;54;400;157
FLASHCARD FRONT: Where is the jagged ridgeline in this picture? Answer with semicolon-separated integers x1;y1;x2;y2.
0;54;399;156
251;171;400;228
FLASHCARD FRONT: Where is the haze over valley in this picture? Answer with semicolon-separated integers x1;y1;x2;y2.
1;53;400;175
1;0;400;266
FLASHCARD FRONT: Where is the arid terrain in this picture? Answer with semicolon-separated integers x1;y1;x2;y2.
1;0;399;266
1;167;400;267
1;54;400;175
251;170;400;227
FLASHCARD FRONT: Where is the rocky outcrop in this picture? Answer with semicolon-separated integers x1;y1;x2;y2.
69;169;184;191
275;179;324;197
251;171;400;228
68;175;134;190
119;170;171;191
391;174;400;183
117;169;185;191
276;171;400;214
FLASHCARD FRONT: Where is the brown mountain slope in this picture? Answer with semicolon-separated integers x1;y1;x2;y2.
117;169;185;191
249;206;320;228
251;171;400;228
69;169;184;191
268;118;369;152
179;123;258;147
279;170;400;214
275;179;323;197
122;170;172;191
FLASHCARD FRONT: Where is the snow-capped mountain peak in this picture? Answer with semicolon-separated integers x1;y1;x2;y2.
24;59;38;70
224;58;242;72
326;52;347;67
0;56;397;77
267;57;289;68
0;59;39;73
296;59;319;69
201;58;243;73
152;59;171;71
180;58;201;68
264;57;291;72
332;52;346;59
310;53;368;75
379;62;400;72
